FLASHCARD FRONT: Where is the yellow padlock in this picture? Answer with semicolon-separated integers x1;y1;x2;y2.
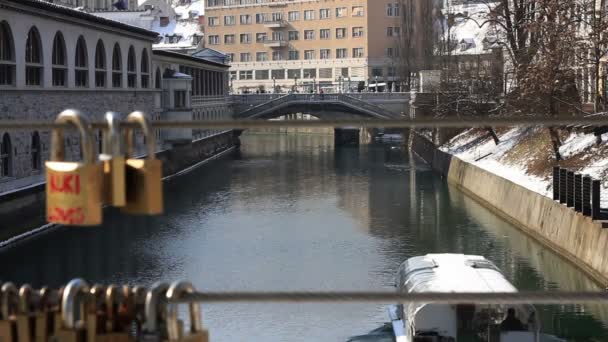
121;111;163;215
45;110;104;226
99;112;127;207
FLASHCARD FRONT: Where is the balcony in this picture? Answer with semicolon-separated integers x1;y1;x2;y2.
263;20;287;28
263;39;288;48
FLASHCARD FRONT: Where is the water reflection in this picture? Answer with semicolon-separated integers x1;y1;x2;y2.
0;134;607;341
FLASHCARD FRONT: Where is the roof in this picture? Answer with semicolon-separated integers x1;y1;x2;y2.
1;0;159;39
193;48;228;58
152;49;229;68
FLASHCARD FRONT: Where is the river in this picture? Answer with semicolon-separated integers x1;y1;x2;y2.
1;133;607;341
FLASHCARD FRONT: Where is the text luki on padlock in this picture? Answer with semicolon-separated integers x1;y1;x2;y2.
0;282;19;342
121;111;163;215
166;281;208;342
99;112;127;207
45;110;104;226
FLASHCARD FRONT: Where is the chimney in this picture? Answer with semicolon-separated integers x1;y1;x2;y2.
160;16;170;27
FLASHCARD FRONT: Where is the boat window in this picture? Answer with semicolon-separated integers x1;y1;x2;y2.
465;259;499;271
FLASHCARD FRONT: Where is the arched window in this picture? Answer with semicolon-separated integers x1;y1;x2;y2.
52;32;67;86
31;131;41;170
95;40;106;87
1;133;12;177
25;27;43;86
127;46;136;88
155;67;161;89
112;43;122;88
141;48;149;88
75;36;88;87
0;21;15;85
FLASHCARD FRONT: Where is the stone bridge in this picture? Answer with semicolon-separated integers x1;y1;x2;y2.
230;93;410;120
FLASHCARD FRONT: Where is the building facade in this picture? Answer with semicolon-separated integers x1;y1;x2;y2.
0;0;230;194
204;0;403;93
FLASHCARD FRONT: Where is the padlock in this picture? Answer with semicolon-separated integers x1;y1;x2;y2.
35;287;53;342
0;282;19;342
85;284;106;342
99;112;127;207
45;110;104;226
139;282;170;342
16;284;37;342
121;111;163;215
53;279;89;342
130;286;146;338
166;281;208;342
97;285;132;342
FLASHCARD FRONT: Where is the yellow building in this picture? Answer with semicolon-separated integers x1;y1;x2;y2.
204;0;403;93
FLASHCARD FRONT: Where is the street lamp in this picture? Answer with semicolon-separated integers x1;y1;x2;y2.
230;74;235;94
347;77;351;93
338;76;342;93
272;76;276;94
313;77;316;93
375;76;378;93
294;76;299;92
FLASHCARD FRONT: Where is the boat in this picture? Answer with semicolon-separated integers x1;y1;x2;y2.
388;254;567;342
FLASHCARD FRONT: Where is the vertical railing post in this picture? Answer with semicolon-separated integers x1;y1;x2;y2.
559;169;568;204
592;180;601;220
553;166;560;201
575;174;582;212
567;171;575;208
583;176;592;216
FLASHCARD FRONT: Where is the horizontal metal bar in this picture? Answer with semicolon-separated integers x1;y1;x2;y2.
176;291;608;305
0;117;608;130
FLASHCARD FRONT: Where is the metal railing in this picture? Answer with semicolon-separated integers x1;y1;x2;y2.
553;166;607;221
192;95;229;106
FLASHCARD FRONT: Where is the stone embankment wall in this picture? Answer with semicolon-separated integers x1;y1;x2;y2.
411;133;608;284
0;131;237;238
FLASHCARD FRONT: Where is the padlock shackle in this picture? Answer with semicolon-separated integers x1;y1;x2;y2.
105;284;121;331
61;278;89;329
1;282;18;318
166;281;204;339
51;110;95;164
125;111;156;160
88;284;105;314
101;112;123;157
18;284;33;314
143;281;170;333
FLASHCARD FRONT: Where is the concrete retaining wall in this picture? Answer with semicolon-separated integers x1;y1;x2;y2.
411;133;608;284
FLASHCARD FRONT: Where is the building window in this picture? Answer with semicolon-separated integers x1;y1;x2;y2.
304;50;315;60
320;29;330;39
141;48;149;88
208;35;219;45
394;3;400;16
174;90;187;109
31;131;40;171
287;69;301;79
387;3;393;16
336;7;347;17
112;44;122;88
288;50;299;60
0;21;15;86
303;68;316;79
208;17;219;26
353;48;364;58
155;67;161;89
271;69;285;79
352;6;364;17
336;48;347;59
304;10;314;20
288;11;299;21
240;33;251;44
127;46;136;88
224;34;235;44
256;52;268;61
352;27;364;38
240;53;251;62
239;70;253;80
52;32;67;87
320;9;331;19
75;36;88;88
240;14;251;24
255;70;269;80
388;66;396;77
320;49;330;59
256;33;267;43
304;30;315;40
224;15;236;25
372;68;383;77
288;31;299;41
1;133;11;177
336;28;347;39
272;51;283;61
25;27;43;86
95;40;106;88
319;68;332;79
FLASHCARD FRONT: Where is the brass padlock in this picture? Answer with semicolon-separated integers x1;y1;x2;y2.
16;285;37;342
140;282;170;342
166;281;208;342
97;285;132;342
100;112;127;207
130;286;146;338
85;284;106;342
121;111;163;215
0;282;19;342
53;279;89;342
35;287;53;342
46;110;104;226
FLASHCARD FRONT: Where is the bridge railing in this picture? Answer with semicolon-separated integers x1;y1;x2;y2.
339;94;404;118
347;92;411;101
230;94;283;104
192;95;229;106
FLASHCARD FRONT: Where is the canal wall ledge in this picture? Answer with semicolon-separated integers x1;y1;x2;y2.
411;133;608;284
0;131;238;240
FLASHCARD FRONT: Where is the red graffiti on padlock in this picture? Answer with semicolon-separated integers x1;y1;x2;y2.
49;173;81;195
47;207;85;225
